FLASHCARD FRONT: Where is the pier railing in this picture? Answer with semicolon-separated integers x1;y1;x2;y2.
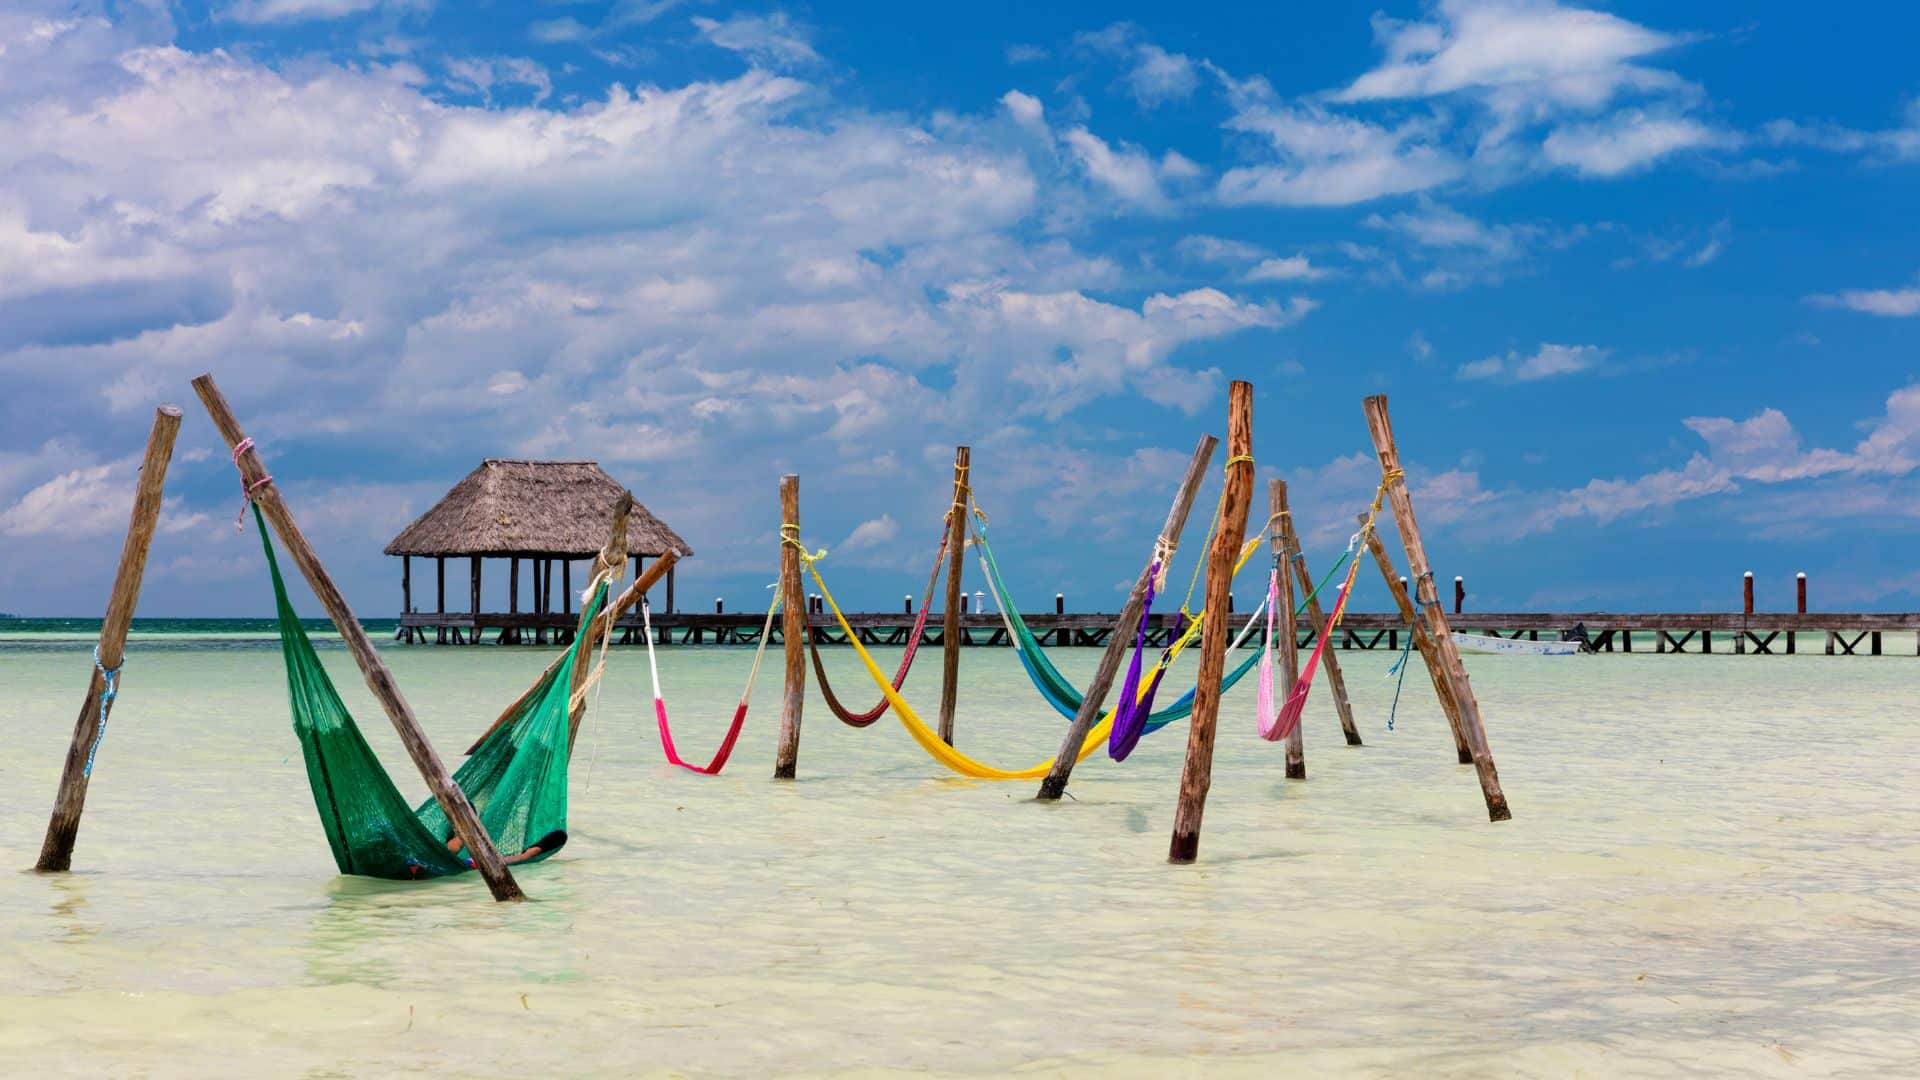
396;609;1919;656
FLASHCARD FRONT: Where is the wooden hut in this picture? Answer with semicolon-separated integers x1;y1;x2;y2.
385;460;692;644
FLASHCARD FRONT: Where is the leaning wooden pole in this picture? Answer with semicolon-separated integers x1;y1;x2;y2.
1036;433;1218;801
564;492;631;750
774;475;806;779
1361;516;1471;763
35;405;183;873
192;374;525;901
937;446;970;745
1170;380;1255;863
467;547;675;756
1278;484;1361;748
1271;479;1304;779
1362;394;1510;822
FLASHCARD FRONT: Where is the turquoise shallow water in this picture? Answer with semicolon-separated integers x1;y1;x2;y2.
2;625;1917;1077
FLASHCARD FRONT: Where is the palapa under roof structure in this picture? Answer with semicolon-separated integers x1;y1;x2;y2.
386;460;692;559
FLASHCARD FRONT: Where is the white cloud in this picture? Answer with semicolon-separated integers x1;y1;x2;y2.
1218;101;1464;207
1063;128;1181;212
1177;235;1265;263
839;514;899;552
1005;43;1048;65
1458;343;1605;381
999;89;1045;132
1245;255;1324;282
1125;43;1199;107
1808;284;1920;317
1338;0;1687;107
1541;111;1727;176
219;0;413;25
692;12;819;68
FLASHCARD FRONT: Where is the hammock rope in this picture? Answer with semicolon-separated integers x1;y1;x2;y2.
641;590;783;774
794;544;1112;781
1257;475;1393;740
808;520;951;727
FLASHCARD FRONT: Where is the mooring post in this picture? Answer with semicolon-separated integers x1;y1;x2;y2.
775;475;806;779
192;375;523;902
1272;479;1304;777
937;446;970;745
1362;516;1472;763
1278;481;1360;748
1055;593;1065;615
1037;433;1218;801
35;405;182;873
1790;572;1804;654
1454;576;1465;614
1363;394;1510;822
1170;381;1254;863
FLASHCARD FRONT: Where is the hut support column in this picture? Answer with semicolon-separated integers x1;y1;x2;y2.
508;557;520;644
1272;480;1304;778
1363;394;1510;822
1278;482;1360;748
435;557;446;644
774;475;806;779
36;405;183;873
1363;516;1471;763
1169;381;1254;863
1038;433;1218;801
937;446;969;746
402;556;412;642
469;556;481;646
192;373;524;902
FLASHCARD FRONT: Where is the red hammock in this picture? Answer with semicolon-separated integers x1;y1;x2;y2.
807;522;952;727
643;593;781;775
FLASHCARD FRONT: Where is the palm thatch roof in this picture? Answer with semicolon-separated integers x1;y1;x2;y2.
384;460;692;559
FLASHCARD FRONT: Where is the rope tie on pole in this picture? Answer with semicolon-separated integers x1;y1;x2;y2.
229;437;274;530
81;644;122;779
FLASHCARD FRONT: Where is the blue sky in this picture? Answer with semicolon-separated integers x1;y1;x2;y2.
1;0;1917;618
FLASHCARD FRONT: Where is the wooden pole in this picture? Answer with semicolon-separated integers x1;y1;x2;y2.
774;475;806;779
1271;480;1304;778
937;446;970;746
565;495;630;748
467;548;675;755
35;405;183;873
1170;380;1254;863
1277;482;1361;749
1454;576;1465;614
1362;394;1510;822
1362;515;1471;763
1743;571;1755;615
470;556;481;646
1037;433;1218;801
191;373;525;902
1791;571;1805;654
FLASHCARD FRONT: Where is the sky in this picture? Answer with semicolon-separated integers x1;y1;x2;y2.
1;0;1917;620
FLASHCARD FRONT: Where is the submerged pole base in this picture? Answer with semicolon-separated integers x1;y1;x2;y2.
1344;731;1364;747
1035;776;1067;802
773;763;796;780
1169;831;1199;864
1487;797;1512;822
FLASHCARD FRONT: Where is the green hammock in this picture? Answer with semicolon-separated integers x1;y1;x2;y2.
256;505;605;881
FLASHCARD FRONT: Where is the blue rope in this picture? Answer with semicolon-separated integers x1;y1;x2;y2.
1383;621;1417;732
82;644;123;778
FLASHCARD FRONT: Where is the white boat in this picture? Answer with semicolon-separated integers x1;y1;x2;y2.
1450;631;1582;656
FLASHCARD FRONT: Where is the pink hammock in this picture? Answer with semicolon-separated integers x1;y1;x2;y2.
642;593;781;775
1258;555;1362;742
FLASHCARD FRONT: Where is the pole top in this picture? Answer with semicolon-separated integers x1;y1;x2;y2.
1797;572;1807;578
157;404;184;418
1744;570;1754;578
1454;575;1463;581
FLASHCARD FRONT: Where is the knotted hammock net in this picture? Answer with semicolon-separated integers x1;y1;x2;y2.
256;504;606;880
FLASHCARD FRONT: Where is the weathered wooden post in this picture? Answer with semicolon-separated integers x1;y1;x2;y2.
35;405;183;873
563;496;630;745
1037;434;1217;801
1738;570;1754;654
192;374;524;902
1790;571;1805;654
1271;480;1304;778
1363;394;1510;822
1170;380;1254;862
1277;481;1361;748
774;475;806;779
1362;516;1471;763
937;446;970;746
1454;576;1465;614
1055;593;1065;615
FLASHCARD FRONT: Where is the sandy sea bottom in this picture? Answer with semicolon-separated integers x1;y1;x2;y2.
1;633;1917;1077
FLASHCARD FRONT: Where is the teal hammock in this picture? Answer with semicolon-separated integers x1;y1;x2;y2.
256;504;606;880
973;525;1349;735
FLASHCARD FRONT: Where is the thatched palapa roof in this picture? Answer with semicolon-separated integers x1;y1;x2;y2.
384;460;693;559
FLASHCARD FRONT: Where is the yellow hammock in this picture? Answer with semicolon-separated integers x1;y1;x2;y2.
798;529;1268;781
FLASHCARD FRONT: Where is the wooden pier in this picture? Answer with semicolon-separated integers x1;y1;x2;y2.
396;608;1920;655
